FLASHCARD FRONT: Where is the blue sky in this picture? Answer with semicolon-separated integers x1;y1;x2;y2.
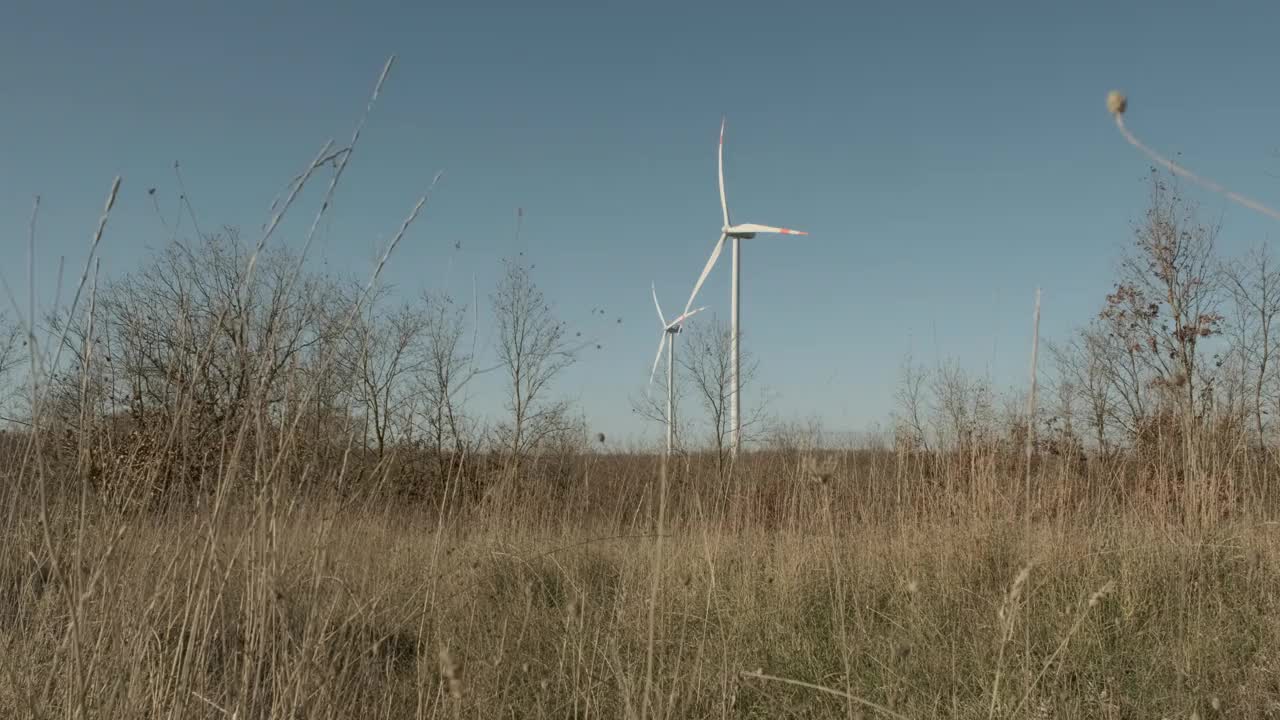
4;0;1280;443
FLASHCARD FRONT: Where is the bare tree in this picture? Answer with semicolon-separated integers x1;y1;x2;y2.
892;352;931;452
678;318;764;476
629;355;689;451
1049;328;1117;452
345;297;426;457
1102;172;1223;428
292;278;362;458
416;290;476;478
1087;317;1156;441
36;230;356;497
94;231;343;430
1223;243;1280;446
1046;372;1083;457
490;260;576;476
930;360;992;452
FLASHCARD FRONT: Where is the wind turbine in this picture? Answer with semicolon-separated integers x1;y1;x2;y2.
682;116;807;456
650;283;705;456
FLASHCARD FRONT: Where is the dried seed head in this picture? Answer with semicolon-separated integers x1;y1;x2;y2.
1107;90;1127;115
1008;562;1035;604
1088;580;1115;608
438;646;462;699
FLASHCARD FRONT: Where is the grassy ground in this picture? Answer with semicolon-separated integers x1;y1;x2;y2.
4;488;1278;719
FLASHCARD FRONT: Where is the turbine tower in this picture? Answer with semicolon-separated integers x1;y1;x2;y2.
682;116;807;456
650;284;705;456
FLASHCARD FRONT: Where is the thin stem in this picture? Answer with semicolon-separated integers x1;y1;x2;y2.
1114;113;1280;222
739;671;913;720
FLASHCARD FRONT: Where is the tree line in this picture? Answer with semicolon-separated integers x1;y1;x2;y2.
0;223;766;508
2;169;1277;519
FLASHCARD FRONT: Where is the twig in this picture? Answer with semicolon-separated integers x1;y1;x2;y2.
291;55;396;280
43;179;121;410
191;691;230;716
174;160;205;240
1025;287;1041;543
739;670;914;720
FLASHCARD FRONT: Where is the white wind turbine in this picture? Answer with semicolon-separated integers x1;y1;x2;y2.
650;283;706;456
682;116;807;456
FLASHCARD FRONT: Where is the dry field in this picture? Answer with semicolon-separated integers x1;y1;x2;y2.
3;445;1279;719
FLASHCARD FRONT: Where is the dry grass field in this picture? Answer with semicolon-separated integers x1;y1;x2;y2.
3;439;1280;718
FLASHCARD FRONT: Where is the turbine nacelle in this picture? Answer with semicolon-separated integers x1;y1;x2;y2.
723;224;808;240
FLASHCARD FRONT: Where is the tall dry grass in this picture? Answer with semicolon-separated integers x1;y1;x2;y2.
3;470;1279;718
4;398;1280;718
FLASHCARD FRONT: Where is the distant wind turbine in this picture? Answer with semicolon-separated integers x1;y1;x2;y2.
650;283;705;456
682;116;808;456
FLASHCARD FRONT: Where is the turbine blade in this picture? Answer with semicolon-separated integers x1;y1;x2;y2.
729;223;808;236
684;233;726;317
678;306;708;323
652;282;667;327
649;333;668;386
668;306;708;328
719;116;730;228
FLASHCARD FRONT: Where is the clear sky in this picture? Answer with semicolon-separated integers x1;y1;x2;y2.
4;0;1280;444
